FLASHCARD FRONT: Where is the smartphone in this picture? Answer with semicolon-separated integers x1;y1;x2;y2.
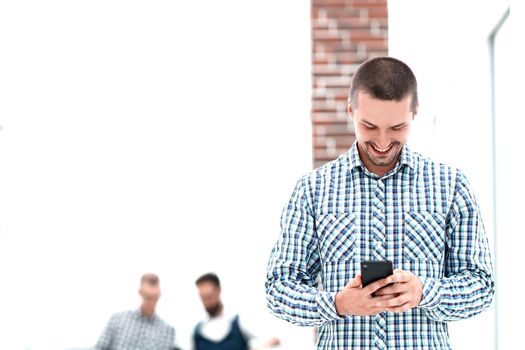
360;260;393;287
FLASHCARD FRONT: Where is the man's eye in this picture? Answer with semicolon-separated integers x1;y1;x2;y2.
363;124;375;129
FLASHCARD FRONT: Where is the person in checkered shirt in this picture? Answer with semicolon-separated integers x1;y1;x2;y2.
265;57;494;349
95;273;175;350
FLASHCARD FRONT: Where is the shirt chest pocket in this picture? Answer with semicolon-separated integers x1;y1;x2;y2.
316;212;357;262
404;211;446;262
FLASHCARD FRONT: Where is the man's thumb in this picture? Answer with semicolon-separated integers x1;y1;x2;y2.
345;274;362;288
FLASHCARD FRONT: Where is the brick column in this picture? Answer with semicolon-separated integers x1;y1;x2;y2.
311;0;388;168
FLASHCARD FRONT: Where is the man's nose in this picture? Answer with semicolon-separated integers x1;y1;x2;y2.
376;130;390;148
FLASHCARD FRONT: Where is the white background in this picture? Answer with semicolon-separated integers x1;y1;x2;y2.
1;1;521;349
0;1;313;349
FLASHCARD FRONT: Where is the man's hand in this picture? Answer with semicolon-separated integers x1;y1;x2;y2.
373;269;423;313
334;274;397;316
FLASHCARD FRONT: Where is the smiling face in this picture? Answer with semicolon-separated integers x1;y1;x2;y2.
349;91;416;177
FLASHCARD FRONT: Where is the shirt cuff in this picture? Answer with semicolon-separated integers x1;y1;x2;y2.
417;276;442;309
316;291;345;322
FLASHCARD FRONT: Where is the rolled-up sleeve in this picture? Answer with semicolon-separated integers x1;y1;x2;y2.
265;177;342;326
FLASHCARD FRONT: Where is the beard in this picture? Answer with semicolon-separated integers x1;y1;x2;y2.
205;302;223;317
362;141;402;168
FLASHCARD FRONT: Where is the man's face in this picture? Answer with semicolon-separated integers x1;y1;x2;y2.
348;91;415;176
139;284;161;316
197;281;222;317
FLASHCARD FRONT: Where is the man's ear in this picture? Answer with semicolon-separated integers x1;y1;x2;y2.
347;103;354;117
413;104;419;119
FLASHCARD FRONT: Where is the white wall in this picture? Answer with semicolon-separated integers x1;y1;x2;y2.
389;0;518;349
491;4;522;349
0;1;314;349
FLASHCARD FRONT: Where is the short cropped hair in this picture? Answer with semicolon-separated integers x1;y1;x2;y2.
348;56;418;112
140;273;160;286
195;272;221;288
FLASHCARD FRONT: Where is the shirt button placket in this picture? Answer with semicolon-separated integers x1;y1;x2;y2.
374;313;387;350
372;179;386;260
372;178;387;349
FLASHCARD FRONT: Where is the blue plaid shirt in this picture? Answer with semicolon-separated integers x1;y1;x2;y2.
265;142;494;349
95;309;175;350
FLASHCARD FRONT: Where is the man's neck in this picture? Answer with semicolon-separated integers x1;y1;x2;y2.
140;306;155;318
209;304;224;319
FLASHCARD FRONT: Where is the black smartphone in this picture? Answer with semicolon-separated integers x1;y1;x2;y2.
360;260;393;287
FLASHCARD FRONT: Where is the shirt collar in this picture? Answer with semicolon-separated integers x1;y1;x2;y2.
399;143;416;171
348;141;364;171
135;308;158;322
347;141;416;175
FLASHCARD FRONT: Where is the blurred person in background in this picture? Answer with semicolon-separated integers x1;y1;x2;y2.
193;272;280;350
265;56;494;349
94;272;176;350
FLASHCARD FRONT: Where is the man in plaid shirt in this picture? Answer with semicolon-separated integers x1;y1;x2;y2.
265;57;494;349
95;273;175;350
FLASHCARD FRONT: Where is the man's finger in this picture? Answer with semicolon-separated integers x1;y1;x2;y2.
363;276;393;295
383;294;408;308
389;269;410;283
371;294;398;302
375;283;406;296
386;301;412;313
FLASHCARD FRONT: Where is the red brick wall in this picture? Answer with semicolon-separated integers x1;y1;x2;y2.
311;0;388;168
